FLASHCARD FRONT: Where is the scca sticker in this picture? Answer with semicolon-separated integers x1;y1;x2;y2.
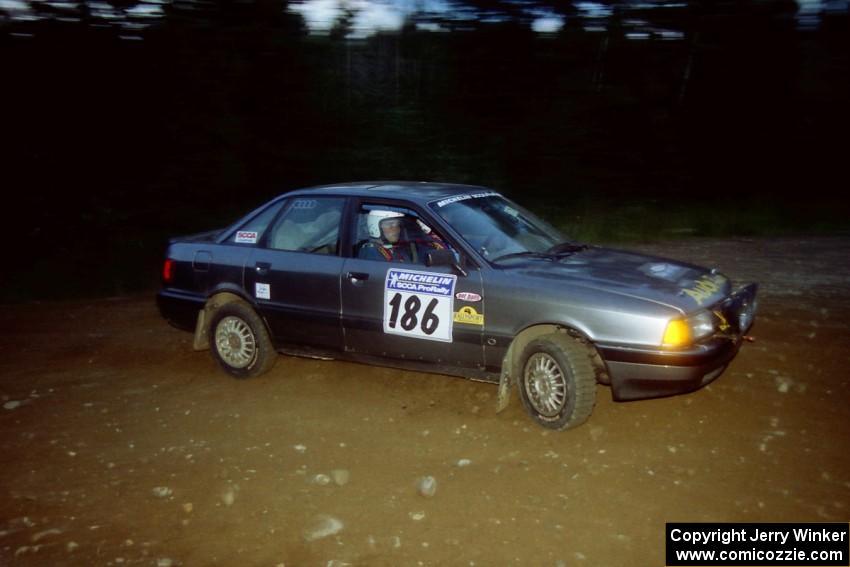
235;231;258;244
453;306;484;326
384;268;457;342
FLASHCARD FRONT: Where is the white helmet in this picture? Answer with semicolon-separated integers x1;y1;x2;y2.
367;210;404;239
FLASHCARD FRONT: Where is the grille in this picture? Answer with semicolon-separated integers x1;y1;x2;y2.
715;284;758;335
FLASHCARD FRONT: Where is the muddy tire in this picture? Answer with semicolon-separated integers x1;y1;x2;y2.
208;302;276;378
518;333;597;431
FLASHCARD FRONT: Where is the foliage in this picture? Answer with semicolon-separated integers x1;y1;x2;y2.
2;0;848;300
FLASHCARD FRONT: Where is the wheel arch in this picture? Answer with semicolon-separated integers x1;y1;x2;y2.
192;289;266;351
503;322;609;387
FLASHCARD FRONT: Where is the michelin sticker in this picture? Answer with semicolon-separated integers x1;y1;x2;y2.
384;268;457;342
235;231;258;244
434;192;500;208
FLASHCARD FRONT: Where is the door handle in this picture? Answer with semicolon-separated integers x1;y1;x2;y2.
255;262;271;276
347;271;369;283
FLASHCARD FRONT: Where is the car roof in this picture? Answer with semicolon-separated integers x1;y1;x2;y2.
285;181;494;205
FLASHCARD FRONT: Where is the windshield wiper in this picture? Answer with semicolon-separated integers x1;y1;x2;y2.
545;242;589;255
490;243;588;264
489;251;557;263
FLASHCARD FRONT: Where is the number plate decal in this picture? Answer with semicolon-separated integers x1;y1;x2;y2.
255;282;271;300
384;268;457;342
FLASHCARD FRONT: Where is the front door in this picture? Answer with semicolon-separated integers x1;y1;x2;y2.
340;202;485;368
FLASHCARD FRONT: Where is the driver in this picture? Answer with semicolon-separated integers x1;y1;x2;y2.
359;210;446;263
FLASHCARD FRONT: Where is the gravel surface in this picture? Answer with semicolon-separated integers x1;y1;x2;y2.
1;237;848;565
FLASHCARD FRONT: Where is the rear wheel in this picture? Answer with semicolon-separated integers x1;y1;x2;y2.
518;333;596;430
208;302;276;378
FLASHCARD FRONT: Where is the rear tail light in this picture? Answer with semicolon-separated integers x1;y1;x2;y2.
162;258;174;283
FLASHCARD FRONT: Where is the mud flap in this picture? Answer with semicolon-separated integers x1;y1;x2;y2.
495;353;512;413
193;308;209;351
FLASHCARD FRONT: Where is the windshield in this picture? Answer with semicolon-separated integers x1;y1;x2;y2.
430;194;572;263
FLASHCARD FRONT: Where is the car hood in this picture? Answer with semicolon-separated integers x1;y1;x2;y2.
505;246;731;313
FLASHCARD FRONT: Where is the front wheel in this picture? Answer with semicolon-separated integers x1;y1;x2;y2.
518;333;597;430
208;302;277;378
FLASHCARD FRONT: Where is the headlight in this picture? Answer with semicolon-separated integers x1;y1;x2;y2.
663;311;715;347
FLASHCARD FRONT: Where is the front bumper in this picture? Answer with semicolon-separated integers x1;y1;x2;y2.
598;281;757;401
598;337;743;401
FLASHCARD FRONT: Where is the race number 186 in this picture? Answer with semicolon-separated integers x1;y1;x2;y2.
383;269;456;342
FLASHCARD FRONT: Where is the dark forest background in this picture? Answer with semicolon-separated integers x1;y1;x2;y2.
2;0;849;300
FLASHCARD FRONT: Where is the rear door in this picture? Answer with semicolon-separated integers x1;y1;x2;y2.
341;200;485;368
244;196;347;350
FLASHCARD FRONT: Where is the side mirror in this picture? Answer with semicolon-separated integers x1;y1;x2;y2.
426;249;468;277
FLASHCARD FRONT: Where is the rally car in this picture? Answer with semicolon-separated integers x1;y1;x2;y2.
157;182;758;430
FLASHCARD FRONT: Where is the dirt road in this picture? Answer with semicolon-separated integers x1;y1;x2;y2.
1;237;849;566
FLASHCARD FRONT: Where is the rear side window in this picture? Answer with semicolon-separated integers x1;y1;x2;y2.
267;197;345;255
228;199;287;246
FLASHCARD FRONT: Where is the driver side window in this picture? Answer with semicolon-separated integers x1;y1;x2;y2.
267;197;344;255
353;204;450;264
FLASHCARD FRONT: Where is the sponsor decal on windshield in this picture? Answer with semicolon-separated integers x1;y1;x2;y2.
384;268;457;342
455;292;482;302
434;192;500;208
